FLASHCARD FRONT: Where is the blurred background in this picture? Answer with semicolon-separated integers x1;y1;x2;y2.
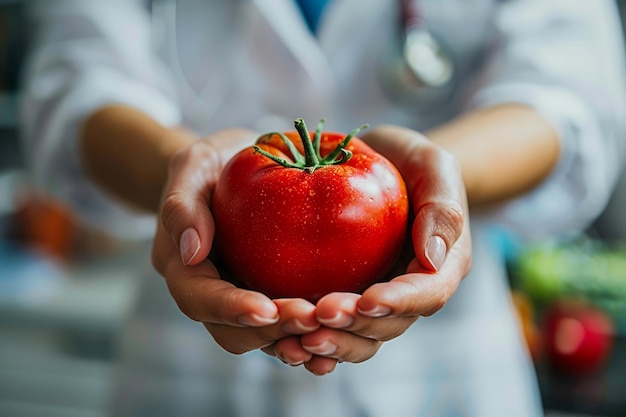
1;2;151;416
1;1;626;417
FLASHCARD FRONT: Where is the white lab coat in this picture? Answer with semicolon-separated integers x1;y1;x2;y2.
19;1;626;416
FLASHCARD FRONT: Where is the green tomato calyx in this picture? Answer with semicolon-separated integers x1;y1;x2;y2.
253;118;368;173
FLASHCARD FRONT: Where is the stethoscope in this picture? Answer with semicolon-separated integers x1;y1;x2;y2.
381;0;456;106
400;0;454;88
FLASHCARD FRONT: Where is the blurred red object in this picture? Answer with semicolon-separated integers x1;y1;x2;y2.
13;192;78;262
542;299;615;376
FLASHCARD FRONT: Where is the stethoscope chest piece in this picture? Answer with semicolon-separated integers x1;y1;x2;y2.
403;26;454;89
379;0;456;107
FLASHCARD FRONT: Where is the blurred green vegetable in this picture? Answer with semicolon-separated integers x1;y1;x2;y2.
514;239;626;333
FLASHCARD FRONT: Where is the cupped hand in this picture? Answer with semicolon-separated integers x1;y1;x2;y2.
152;128;320;356
269;124;472;375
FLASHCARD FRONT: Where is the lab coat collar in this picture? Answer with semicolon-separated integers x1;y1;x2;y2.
248;0;328;65
245;0;335;102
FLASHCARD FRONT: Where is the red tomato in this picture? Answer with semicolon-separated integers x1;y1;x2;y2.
542;299;614;376
212;118;409;303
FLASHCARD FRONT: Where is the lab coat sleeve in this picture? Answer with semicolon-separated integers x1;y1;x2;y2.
464;0;626;239
19;0;181;240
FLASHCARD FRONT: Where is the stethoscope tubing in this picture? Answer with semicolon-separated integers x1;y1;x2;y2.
401;0;427;31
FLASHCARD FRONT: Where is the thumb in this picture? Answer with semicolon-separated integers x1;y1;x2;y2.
159;141;220;266
408;147;466;272
360;125;466;272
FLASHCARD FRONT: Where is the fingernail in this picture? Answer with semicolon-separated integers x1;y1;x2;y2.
309;368;333;376
282;319;319;334
317;312;353;328
276;353;305;367
425;235;446;271
180;228;201;265
357;305;391;318
238;313;279;327
303;340;337;356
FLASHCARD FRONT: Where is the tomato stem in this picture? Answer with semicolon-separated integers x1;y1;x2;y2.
295;118;320;171
253;118;368;173
312;118;325;156
321;124;367;164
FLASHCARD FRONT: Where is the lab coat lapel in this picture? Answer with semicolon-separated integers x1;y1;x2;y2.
241;0;335;118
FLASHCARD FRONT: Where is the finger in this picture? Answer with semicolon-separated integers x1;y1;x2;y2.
304;356;339;376
357;230;472;318
361;125;466;271
301;327;382;364
205;322;277;355
262;337;314;366
153;219;279;327
274;298;320;335
160;128;256;266
407;146;466;272
315;292;361;328
160;141;220;266
169;272;279;326
316;292;418;341
203;298;317;355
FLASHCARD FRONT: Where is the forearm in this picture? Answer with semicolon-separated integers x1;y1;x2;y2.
426;104;560;207
81;105;197;213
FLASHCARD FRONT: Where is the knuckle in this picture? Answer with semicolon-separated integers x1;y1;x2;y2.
171;141;220;176
170;283;216;323
362;320;411;342
422;282;456;316
204;324;251;355
160;191;187;233
438;202;465;237
219;343;248;355
416;200;464;243
422;297;448;317
348;341;382;364
398;277;448;317
175;297;203;323
439;147;461;171
378;329;405;342
214;339;249;355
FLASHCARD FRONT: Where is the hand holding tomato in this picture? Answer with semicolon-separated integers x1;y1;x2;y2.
152;122;471;376
264;124;472;375
152;128;323;357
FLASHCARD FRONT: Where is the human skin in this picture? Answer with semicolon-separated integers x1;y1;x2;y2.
81;103;558;375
